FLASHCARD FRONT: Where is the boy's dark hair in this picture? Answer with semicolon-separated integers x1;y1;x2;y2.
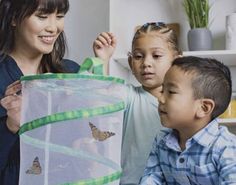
0;0;69;73
172;56;232;119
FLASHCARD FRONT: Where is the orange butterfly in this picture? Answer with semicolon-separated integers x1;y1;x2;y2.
89;122;115;141
26;156;42;175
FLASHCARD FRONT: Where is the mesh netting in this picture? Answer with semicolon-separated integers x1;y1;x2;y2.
19;73;125;185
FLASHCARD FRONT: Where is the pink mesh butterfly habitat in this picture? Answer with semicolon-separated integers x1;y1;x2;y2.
19;71;125;185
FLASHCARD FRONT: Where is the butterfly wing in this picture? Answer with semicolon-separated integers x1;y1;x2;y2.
89;122;100;140
26;157;42;175
97;131;115;141
89;122;115;141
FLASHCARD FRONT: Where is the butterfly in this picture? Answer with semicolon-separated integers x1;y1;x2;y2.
25;156;42;175
89;122;115;141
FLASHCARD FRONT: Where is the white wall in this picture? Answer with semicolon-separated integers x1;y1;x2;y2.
65;0;236;61
109;0;236;57
210;0;236;49
64;0;236;90
110;0;185;57
64;0;110;64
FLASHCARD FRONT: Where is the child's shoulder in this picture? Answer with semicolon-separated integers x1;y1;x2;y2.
126;84;156;99
212;125;236;150
126;84;142;93
218;125;236;141
125;85;143;101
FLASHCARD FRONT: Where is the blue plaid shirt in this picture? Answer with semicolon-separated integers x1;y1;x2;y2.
140;119;236;185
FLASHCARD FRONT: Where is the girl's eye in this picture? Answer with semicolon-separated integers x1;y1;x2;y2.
153;54;162;59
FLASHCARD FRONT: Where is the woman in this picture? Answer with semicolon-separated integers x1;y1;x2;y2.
0;0;79;184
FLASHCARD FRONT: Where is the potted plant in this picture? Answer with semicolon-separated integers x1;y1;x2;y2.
183;0;212;51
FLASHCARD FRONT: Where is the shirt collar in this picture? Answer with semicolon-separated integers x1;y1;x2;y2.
161;119;219;150
162;130;181;152
192;119;219;147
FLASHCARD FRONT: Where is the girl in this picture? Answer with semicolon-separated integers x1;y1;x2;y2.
0;0;79;184
93;22;182;185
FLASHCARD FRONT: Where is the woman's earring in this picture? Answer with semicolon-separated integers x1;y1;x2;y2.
11;20;16;27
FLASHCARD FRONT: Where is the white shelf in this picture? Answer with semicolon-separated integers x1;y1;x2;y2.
114;57;130;69
219;118;236;135
218;118;236;126
114;50;236;70
183;50;236;66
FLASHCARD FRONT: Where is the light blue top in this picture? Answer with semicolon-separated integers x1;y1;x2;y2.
140;119;236;185
120;85;162;185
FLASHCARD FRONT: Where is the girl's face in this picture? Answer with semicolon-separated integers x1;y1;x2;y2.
129;32;177;92
13;9;65;56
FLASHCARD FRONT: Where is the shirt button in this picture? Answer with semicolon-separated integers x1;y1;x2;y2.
179;158;185;163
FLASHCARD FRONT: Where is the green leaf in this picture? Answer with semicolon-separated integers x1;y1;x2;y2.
183;0;210;29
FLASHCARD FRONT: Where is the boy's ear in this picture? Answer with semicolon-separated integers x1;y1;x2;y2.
196;99;215;118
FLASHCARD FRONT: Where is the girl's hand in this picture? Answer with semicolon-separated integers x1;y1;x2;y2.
93;32;117;63
0;80;22;133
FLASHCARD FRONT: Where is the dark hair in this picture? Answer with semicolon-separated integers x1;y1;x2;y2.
172;56;232;119
0;0;69;73
131;22;182;56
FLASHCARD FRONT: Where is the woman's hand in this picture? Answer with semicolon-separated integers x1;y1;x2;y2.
93;32;117;63
0;80;22;134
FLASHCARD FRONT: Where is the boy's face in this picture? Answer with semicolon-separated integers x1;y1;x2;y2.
158;66;200;129
129;32;176;91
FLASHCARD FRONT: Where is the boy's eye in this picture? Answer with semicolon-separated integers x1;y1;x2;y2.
133;54;144;61
168;90;177;94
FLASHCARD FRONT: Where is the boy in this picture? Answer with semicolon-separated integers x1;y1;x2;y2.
140;56;236;185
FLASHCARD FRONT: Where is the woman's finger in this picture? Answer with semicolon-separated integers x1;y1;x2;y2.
1;94;21;109
6;80;21;90
5;81;22;96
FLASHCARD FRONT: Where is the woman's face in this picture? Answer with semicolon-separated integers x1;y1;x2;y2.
13;9;65;56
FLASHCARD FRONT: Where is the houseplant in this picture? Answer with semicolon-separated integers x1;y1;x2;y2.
183;0;212;51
